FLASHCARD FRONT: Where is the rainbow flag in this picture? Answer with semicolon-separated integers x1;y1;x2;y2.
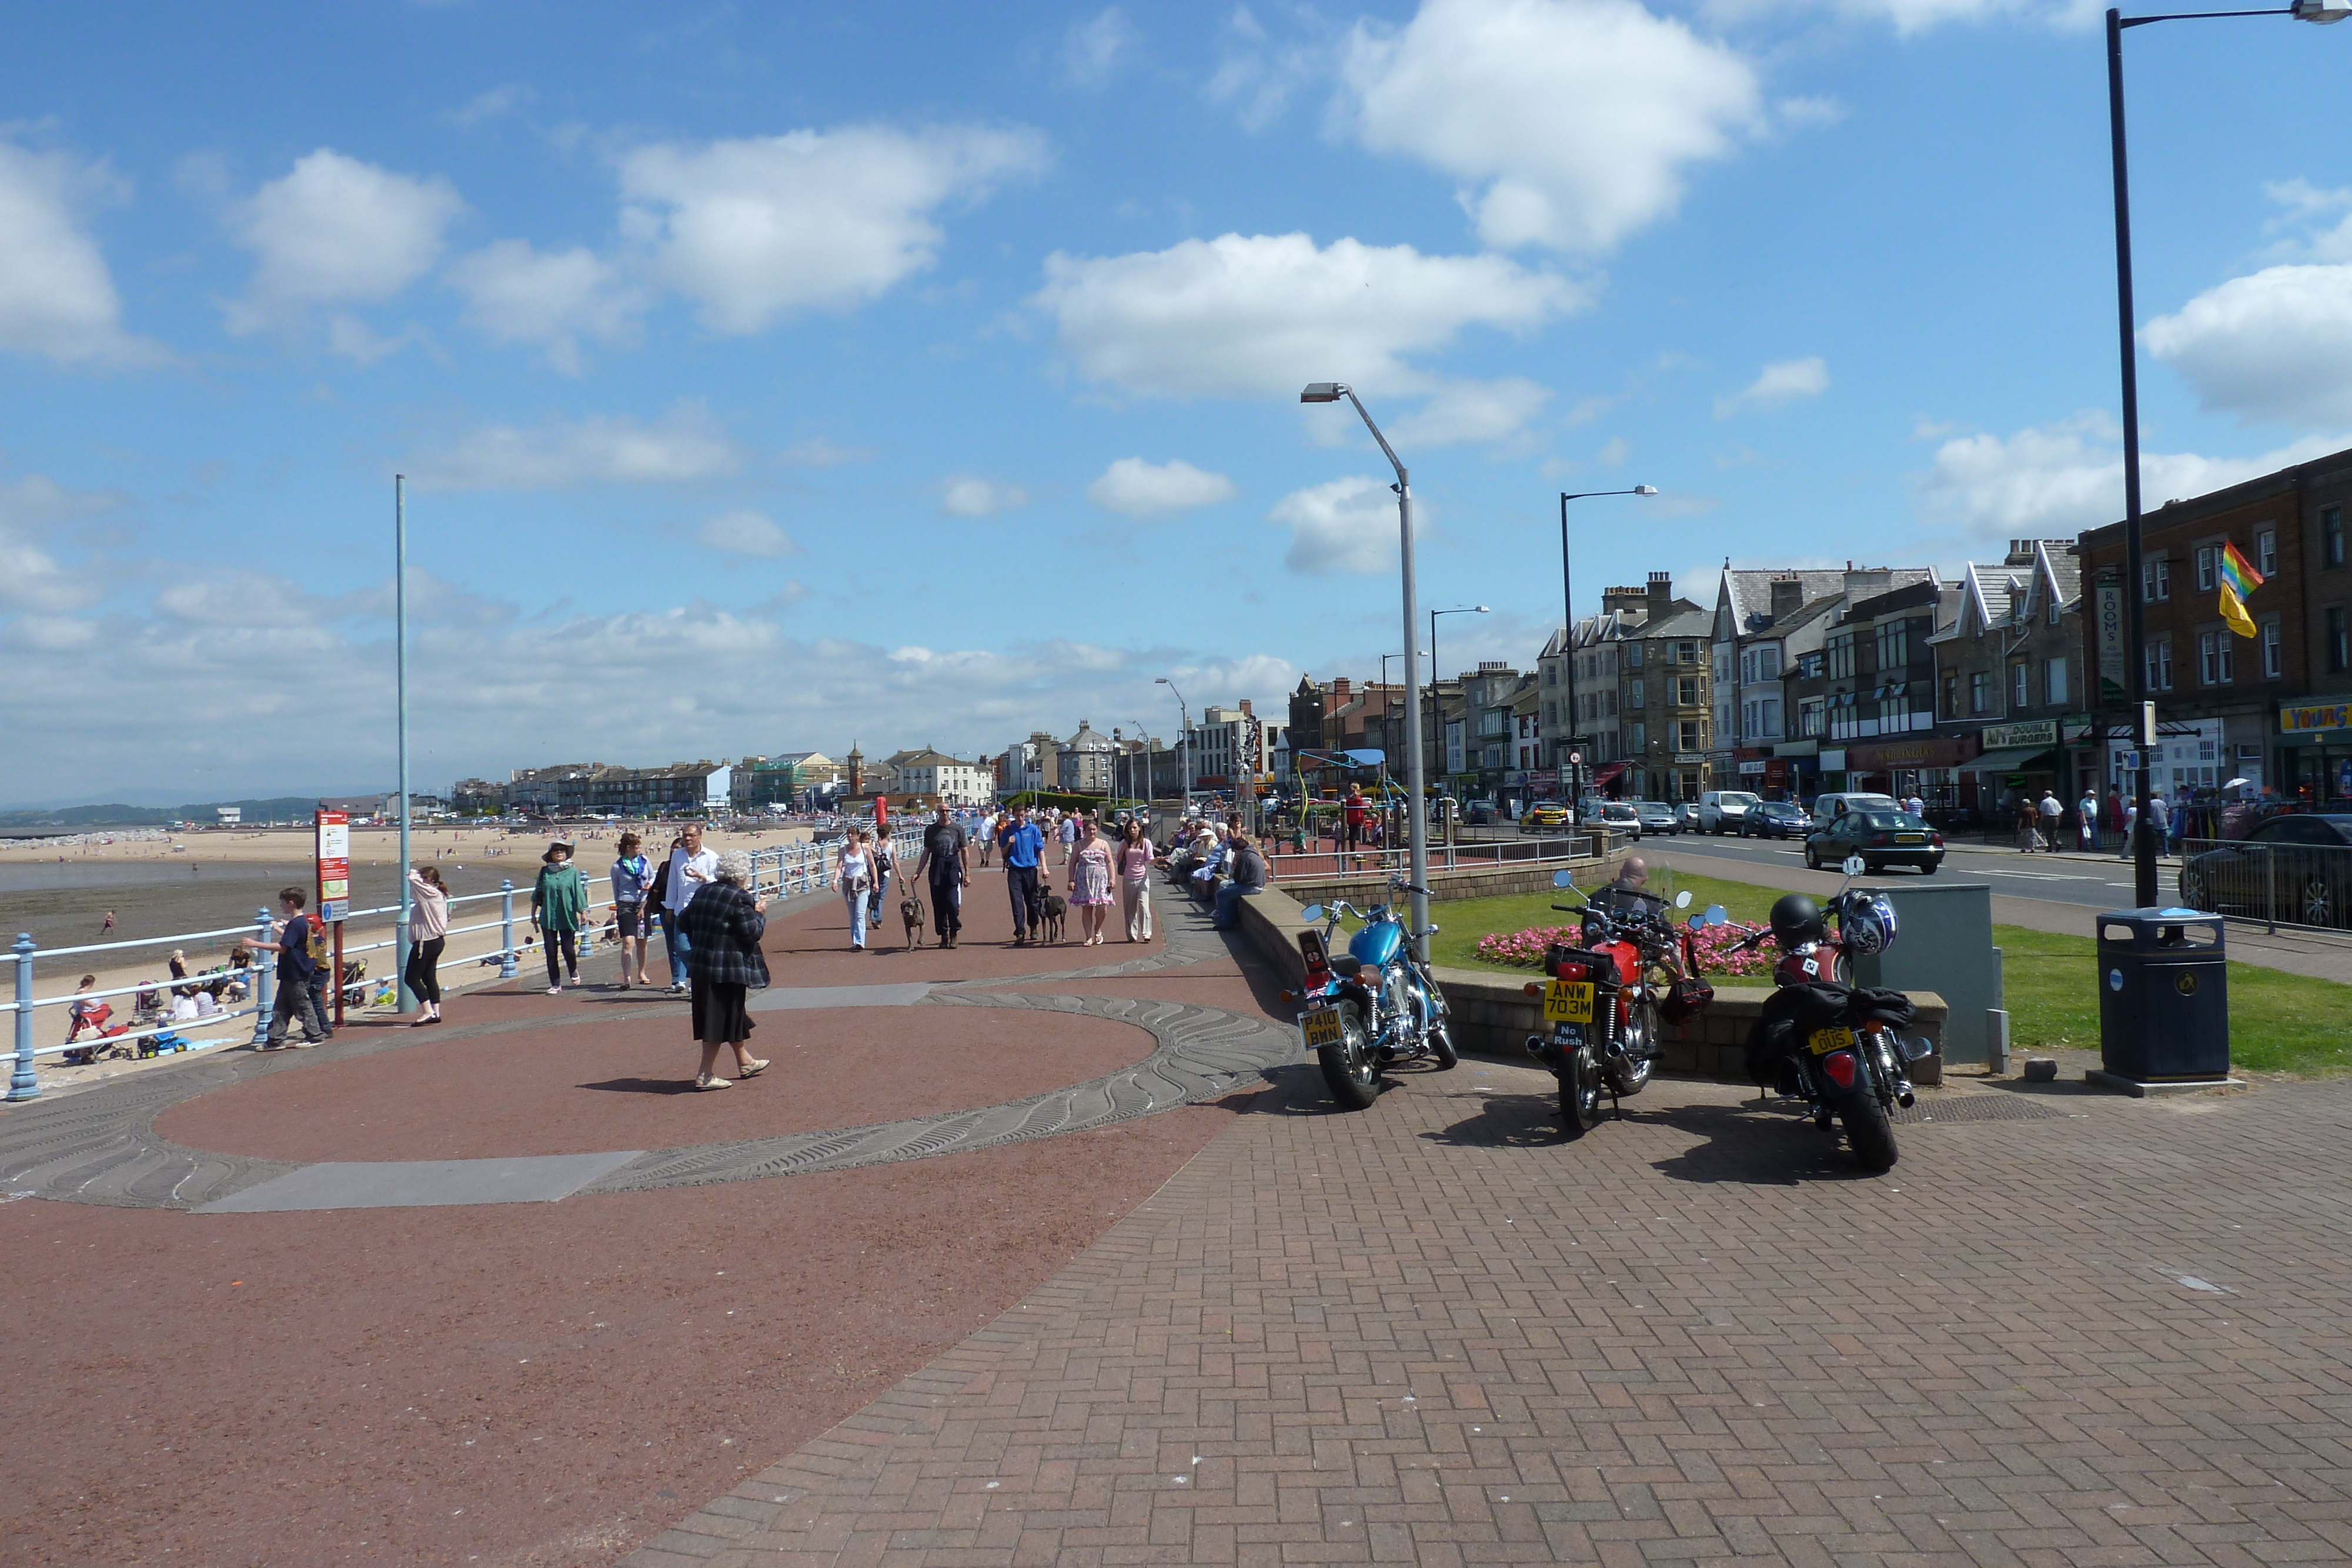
2217;540;2264;599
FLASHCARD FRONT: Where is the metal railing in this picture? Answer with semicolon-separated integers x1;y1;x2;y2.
2;828;924;1101
2176;836;2352;934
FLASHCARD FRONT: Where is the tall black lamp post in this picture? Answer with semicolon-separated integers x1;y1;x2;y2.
2107;1;2343;905
1558;487;1657;809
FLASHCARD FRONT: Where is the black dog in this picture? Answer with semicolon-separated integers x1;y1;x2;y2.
900;892;926;948
1038;889;1067;945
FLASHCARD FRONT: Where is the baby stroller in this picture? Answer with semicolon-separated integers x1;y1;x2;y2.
62;998;132;1065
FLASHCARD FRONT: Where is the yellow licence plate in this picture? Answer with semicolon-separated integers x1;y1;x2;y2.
1808;1026;1855;1055
1302;1007;1344;1048
1895;833;1925;845
1544;980;1595;1024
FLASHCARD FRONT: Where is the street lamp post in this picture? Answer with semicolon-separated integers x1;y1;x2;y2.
2107;0;2343;906
1558;488;1658;808
1302;381;1441;962
394;475;415;1014
1156;677;1190;811
1429;606;1489;798
1128;718;1151;811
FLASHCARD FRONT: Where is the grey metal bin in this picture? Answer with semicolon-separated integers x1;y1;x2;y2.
2096;908;2229;1083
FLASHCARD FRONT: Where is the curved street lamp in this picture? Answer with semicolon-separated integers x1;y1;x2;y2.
1559;487;1657;804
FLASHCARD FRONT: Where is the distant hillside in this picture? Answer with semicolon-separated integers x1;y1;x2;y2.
0;797;330;832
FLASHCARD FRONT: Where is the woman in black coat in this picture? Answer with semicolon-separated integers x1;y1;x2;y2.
677;849;771;1091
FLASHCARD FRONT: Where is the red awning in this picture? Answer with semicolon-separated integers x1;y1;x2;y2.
1593;761;1628;786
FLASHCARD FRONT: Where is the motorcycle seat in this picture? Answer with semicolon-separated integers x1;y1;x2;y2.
1328;954;1364;978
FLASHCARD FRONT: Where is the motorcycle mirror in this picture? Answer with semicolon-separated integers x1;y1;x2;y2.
1299;905;1325;923
1552;869;1576;889
1673;890;1693;909
1840;854;1866;877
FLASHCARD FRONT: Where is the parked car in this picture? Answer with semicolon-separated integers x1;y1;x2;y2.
1698;790;1760;835
1805;809;1946;874
2178;813;2352;928
1521;803;1571;833
1811;792;1899;828
1587;800;1642;838
1461;798;1496;825
1632;800;1680;835
1673;801;1699;833
1738;800;1810;839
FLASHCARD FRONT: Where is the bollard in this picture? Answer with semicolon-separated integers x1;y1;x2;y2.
8;932;37;1102
499;880;519;979
248;907;275;1047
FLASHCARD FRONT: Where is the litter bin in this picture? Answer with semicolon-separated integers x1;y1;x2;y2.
2096;907;2229;1084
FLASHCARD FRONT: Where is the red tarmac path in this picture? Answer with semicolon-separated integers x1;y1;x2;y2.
0;864;1269;1566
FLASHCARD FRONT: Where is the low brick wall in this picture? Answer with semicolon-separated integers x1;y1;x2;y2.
1235;884;1946;1088
1274;851;1621;915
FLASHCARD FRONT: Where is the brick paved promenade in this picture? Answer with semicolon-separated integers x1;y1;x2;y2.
630;1061;2352;1568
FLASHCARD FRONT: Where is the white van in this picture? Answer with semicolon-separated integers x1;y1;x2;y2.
1812;791;1899;828
1698;790;1760;834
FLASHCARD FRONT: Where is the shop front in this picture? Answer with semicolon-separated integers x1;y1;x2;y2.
1958;719;2060;821
1773;738;1819;803
1846;734;1979;815
2279;697;2352;807
1816;748;1847;794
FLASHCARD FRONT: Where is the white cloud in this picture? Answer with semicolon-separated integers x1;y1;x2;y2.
0;140;155;367
1702;0;2102;32
443;83;537;129
0;474;121;613
1338;0;1763;255
1087;457;1238;517
617;124;1047;333
695;508;798;558
227;149;463;333
1033;231;1582;399
407;404;746;490
941;476;1029;517
1206;5;1328;132
1919;414;2351;541
1389;376;1552;446
446;238;642;373
1715;355;1828;417
2144;265;2352;430
780;436;874;467
1064;8;1140;88
1274;476;1398;574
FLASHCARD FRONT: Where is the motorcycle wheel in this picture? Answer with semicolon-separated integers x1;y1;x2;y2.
1316;1001;1379;1111
1427;1018;1461;1070
1841;1092;1899;1172
1608;997;1657;1096
1559;1042;1605;1138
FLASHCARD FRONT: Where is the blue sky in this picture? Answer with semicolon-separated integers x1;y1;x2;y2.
4;0;2348;805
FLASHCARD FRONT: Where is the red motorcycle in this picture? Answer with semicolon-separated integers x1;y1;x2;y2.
1524;870;1718;1136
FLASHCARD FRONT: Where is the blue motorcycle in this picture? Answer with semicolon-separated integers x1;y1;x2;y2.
1287;878;1457;1110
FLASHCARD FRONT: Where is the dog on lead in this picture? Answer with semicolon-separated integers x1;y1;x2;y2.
1037;888;1067;945
900;892;927;948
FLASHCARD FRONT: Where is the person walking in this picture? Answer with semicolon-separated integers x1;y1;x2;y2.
837;827;878;951
99;910;115;938
1116;817;1155;942
531;842;589;994
1057;808;1079;869
608;832;654;988
662;825;718;995
2150;791;2174;857
678;849;771;1091
2015;794;2039;853
999;803;1047;945
914;801;969;948
252;887;328;1048
1342;785;1367;858
868;827;897;942
2078;787;2100;851
2119;797;2140;858
1067;815;1115;946
2037;789;2064;854
404;864;450;1025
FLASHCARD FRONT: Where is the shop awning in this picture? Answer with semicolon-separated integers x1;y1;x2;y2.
1593;761;1627;786
1959;746;2056;774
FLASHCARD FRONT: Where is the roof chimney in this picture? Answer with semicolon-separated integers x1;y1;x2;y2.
1646;571;1673;616
1238;698;1252;716
1769;577;1805;620
1332;676;1350;697
1601;584;1648;617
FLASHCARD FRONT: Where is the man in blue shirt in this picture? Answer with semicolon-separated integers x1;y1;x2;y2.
252;886;329;1048
998;802;1048;946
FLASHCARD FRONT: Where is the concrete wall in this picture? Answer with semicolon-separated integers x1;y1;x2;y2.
1234;883;1946;1088
1274;851;1621;914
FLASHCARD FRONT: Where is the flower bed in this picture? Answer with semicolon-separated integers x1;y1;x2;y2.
1470;921;1773;977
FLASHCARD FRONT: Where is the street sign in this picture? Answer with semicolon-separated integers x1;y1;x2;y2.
315;810;349;923
1567;750;1582;766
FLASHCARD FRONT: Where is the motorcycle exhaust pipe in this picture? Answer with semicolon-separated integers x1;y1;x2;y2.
1895;1081;1916;1109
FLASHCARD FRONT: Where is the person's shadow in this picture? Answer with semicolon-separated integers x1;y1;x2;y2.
577;1075;698;1095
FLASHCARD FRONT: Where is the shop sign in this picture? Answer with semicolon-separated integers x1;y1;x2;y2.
2280;698;2352;736
1980;718;2059;750
1818;748;1847;770
1847;735;1976;770
1738;759;1767;775
2096;579;2127;703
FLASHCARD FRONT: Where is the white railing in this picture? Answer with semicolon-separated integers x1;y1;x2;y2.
1;827;926;1101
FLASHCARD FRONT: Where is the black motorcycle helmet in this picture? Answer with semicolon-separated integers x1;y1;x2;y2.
1769;892;1828;948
